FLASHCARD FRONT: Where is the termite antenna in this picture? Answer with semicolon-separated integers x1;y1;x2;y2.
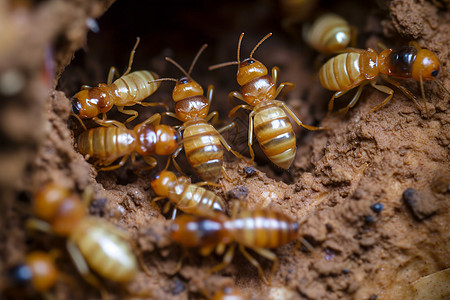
124;37;141;76
188;44;208;75
208;61;239;71
237;32;244;63
165;57;191;79
250;33;272;59
148;78;178;84
433;77;450;96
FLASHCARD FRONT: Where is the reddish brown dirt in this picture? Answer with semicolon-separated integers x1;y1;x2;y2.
1;0;449;299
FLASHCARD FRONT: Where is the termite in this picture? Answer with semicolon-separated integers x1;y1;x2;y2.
320;42;449;115
303;13;356;54
170;204;299;284
3;251;58;295
77;113;180;171
150;44;245;182
212;286;246;300
209;33;325;169
150;170;226;218
29;183;139;298
71;37;166;127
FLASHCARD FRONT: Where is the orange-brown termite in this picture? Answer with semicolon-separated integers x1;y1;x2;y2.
170;204;299;284
71;37;166;127
28;183;139;299
209;33;326;169
77;113;180;171
3;251;58;295
320;42;449;115
150;170;226;218
149;44;245;182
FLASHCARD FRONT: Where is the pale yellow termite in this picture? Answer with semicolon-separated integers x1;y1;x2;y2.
210;33;326;169
71;37;165;126
31;183;138;298
304;13;354;54
151;170;226;218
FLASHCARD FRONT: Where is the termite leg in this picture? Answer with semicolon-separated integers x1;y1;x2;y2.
66;240;109;300
275;100;327;130
337;84;365;115
98;155;130;171
117;106;138;124
141;113;161;126
251;247;278;285
123;37;141;77
107;67;121;85
208;243;236;274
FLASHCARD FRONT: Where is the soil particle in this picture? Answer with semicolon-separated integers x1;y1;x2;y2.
403;187;440;220
227;186;250;200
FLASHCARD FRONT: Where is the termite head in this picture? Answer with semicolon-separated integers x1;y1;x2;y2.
170;213;231;248
134;124;180;156
34;183;86;236
172;77;204;101
412;49;440;81
7;252;59;293
71;84;113;119
236;58;268;86
150;170;178;197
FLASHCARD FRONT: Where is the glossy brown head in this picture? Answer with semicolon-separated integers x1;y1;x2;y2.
134;123;180;156
412;49;440;81
34;183;86;236
236;58;268;86
236;32;272;85
8;252;58;293
150;170;178;197
172;77;209;121
26;252;58;293
170;213;231;248
71;84;113;119
165;44;210;121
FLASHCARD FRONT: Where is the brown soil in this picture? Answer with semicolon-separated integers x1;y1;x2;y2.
1;0;449;299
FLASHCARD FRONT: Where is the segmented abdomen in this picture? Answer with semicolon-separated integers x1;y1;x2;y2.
112;71;160;106
183;119;223;182
253;101;296;169
232;209;299;249
319;52;361;91
168;179;225;214
71;218;138;282
77;126;136;162
305;13;351;53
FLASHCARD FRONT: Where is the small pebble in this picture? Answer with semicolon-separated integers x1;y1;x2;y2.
243;166;258;177
368;294;378;300
227;186;249;200
370;203;384;214
403;188;438;220
364;215;375;224
172;278;185;295
89;198;107;217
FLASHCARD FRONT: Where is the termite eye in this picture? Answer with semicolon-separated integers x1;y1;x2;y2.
179;77;190;84
240;59;255;68
71;98;81;115
431;70;438;77
9;264;32;285
174;131;181;143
